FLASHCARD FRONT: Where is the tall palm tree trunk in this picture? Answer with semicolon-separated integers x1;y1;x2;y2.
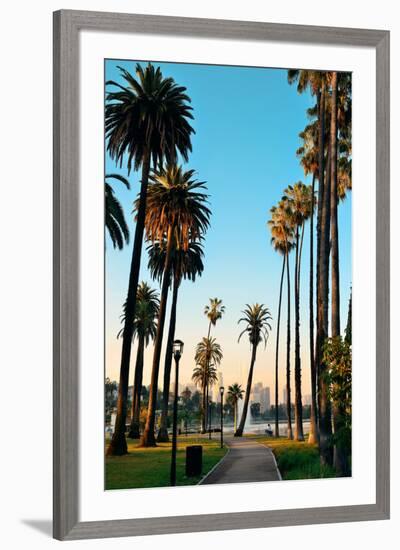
286;250;293;440
318;140;333;466
201;382;207;434
308;173;319;444
274;254;286;437
315;89;325;359
128;337;145;438
157;277;180;442
107;151;151;456
235;345;257;437
294;225;304;441
329;71;346;474
315;86;325;368
234;400;238;433
206;384;210;432
141;227;174;447
330;71;340;338
200;321;213;434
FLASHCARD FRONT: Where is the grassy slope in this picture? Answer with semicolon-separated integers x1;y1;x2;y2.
245;435;336;480
105;436;227;490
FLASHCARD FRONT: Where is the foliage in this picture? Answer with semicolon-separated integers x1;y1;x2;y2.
106;63;194;173
268;202;295;255
238;304;272;347
192;362;218;390
139;164;211;250
249;436;336;480
117;282;160;344
105;378;117;419
250;402;261;419
227;384;244;405
204;298;226;329
282;182;314;229
147;239;204;286
193;337;223;384
322;336;352;454
105;174;130;249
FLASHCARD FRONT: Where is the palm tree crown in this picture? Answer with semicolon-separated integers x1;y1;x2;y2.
227;384;244;404
147;238;205;285
192;363;218;390
106;63;195;173
204;298;226;328
141;164;211;249
268;202;295;254
282;182;314;228
117;282;160;346
105;174;130;249
238;304;272;347
194;337;223;372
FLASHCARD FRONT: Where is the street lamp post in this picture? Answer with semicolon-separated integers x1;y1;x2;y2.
170;339;184;486
220;386;224;449
208;399;212;440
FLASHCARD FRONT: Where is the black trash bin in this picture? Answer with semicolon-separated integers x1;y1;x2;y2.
186;445;203;477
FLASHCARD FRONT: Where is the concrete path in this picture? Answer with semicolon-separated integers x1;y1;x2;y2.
201;437;281;485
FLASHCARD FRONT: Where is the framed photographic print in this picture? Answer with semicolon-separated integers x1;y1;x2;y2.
53;9;390;541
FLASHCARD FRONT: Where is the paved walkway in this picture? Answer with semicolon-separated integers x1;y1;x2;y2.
200;437;281;485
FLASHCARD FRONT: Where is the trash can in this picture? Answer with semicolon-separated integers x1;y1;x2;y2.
185;445;203;477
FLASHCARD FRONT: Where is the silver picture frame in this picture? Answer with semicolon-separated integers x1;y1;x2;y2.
53;9;390;541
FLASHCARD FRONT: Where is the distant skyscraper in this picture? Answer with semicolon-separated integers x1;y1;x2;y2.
213;371;224;401
303;394;312;406
282;387;287;405
260;386;270;412
250;381;263;404
249;383;270;413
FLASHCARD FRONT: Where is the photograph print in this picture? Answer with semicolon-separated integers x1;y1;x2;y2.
104;59;352;490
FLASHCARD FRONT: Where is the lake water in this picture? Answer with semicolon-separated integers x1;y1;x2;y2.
223;420;311;436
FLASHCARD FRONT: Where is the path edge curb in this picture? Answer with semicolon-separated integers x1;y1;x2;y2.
197;446;231;485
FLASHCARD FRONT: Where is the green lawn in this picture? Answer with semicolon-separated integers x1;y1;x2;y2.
245;435;337;480
105;435;227;490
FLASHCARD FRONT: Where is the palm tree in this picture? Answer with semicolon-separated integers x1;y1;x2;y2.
106;63;194;456
140;165;211;446
331;74;352;472
192;362;219;421
330;71;340;341
150;240;204;442
117;282;160;439
227;383;244;433
202;298;225;432
235;304;272;437
337;74;352;202
105;174;130;249
345;289;352;345
204;298;225;338
296;121;319;444
288;70;333;456
269;202;295;439
268;213;288;438
283;183;313;441
331;71;352;337
193;336;223;430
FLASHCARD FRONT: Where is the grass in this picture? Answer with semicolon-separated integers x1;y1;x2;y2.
105;435;227;490
245;435;337;480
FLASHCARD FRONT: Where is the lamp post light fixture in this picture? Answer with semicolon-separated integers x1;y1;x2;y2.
170;339;184;486
220;386;224;449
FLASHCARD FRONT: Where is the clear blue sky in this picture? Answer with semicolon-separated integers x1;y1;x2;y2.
105;59;352;398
